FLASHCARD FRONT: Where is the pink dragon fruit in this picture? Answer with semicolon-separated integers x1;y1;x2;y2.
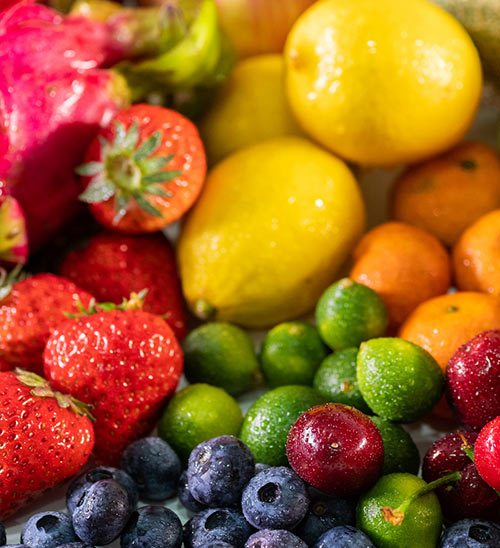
0;0;170;256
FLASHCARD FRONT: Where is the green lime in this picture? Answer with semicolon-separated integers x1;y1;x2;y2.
239;385;325;466
260;322;328;387
357;338;443;423
356;473;443;548
313;348;371;414
316;278;388;350
158;383;243;461
370;416;420;475
183;321;260;396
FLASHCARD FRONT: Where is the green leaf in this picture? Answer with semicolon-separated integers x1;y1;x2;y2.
123;121;140;152
145;185;173;198
138;154;175;173
134;131;163;161
79;179;116;203
113;193;131;225
75;162;104;177
133;191;164;217
142;169;182;184
98;135;111;151
113;121;127;151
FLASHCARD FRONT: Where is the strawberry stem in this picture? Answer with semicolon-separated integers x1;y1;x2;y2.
65;289;148;318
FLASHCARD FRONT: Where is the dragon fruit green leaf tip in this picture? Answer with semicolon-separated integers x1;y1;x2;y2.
0;0;229;261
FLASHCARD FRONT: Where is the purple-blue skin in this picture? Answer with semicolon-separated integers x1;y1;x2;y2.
178;470;207;514
314;526;376;548
254;464;270;475
21;512;78;548
0;520;5;545
439;520;500;548
241;466;309;530
187;436;255;508
4;545;32;547
55;544;95;547
72;479;133;546
197;544;234;548
120;505;182;548
183;508;254;548
294;486;355;545
66;466;138;514
244;529;307;548
121;437;182;501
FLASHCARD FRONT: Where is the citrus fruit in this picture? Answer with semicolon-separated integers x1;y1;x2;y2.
357;338;444;423
178;137;365;328
260;322;328;388
356;473;443;548
183;322;260;396
453;209;500;294
399;291;500;372
199;54;303;165
158;384;243;461
285;0;482;166
239;385;325;466
350;222;451;329
316;278;388;350
313;348;371;414
391;142;500;247
370;417;420;475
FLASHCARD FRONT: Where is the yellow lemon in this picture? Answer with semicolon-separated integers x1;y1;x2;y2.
199;54;303;165
178;137;365;328
285;0;482;166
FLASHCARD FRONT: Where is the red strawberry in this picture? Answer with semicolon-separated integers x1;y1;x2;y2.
60;231;187;339
43;297;183;464
0;273;94;375
77;103;206;233
0;369;94;520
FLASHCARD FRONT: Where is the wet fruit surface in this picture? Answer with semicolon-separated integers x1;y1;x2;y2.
286;403;384;496
475;416;500;492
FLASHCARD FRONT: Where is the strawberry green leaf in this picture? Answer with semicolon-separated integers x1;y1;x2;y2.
133;191;164;217
114;120;127;151
145;185;173;197
75;162;104;177
113;193;131;224
138;154;175;173
98;135;111;151
79;179;116;203
123;121;140;152
142;169;182;184
134;130;163;161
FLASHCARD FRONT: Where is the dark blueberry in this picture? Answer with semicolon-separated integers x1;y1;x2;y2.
178;470;207;514
187;436;255;508
66;466;138;514
254;464;270;475
241;466;309;530
245;529;307;548
21;512;77;548
294;487;355;545
4;545;32;547
56;544;95;547
0;520;5;546
314;526;376;548
440;519;500;547
72;478;133;545
196;544;234;548
120;505;182;548
121;437;181;501
183;508;254;548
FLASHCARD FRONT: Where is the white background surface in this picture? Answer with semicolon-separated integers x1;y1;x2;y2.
5;103;499;546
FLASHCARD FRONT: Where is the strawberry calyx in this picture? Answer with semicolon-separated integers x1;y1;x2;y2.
14;368;95;421
0;263;26;301
76;120;182;224
65;289;148;319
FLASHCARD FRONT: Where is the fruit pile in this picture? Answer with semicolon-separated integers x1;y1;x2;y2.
3;0;500;546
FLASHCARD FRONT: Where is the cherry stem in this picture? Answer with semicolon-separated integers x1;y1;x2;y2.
381;471;461;526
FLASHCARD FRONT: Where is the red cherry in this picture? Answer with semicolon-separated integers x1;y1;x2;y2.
446;330;500;431
422;431;499;522
286;403;384;496
475;415;500;492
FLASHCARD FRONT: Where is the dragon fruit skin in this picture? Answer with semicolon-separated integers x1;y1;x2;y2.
0;1;131;254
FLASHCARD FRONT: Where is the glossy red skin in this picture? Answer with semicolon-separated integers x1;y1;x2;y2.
423;431;499;522
0;274;94;375
60;232;186;340
286;403;384;496
475;416;500;492
0;371;94;520
43;309;183;464
446;329;500;431
83;104;207;233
